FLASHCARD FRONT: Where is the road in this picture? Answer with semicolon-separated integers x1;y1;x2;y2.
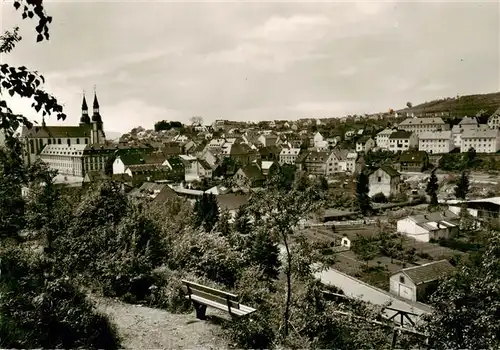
278;245;432;326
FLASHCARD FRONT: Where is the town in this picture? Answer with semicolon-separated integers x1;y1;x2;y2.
1;1;499;349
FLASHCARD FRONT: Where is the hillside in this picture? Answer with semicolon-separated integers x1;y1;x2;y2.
397;91;500;118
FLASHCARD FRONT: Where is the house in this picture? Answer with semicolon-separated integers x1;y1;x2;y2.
418;130;454;154
258;134;279;147
487;106;500;129
304;151;331;175
395;151;429;172
368;166;401;198
461;128;500;153
279;148;301;165
313;132;328;149
376;128;395;149
329;149;348;173
259;145;281;162
222;143;258;166
355;136;376;153
447;196;500;221
396;210;459;242
388;130;418;152
398;117;449;136
180;155;212;182
260;160;279;177
389;260;456;302
346;152;358;173
128;182;167;200
233;163;266;188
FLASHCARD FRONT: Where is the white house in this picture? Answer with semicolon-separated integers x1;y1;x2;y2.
376;128;395;149
368;166;401;198
418;130;454;154
355;137;375;153
396;210;459;242
313;131;328;149
398;117;449;136
389;260;456;302
461;128;500;153
40;144;87;177
279;148;301;165
346;152;358;173
258;134;278;147
388;131;418;152
487;106;500;129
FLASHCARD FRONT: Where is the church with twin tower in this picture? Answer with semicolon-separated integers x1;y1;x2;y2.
21;90;109;179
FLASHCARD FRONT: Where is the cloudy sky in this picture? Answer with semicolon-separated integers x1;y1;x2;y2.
1;0;499;133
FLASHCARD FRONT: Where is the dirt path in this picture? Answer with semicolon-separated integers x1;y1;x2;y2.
92;297;230;349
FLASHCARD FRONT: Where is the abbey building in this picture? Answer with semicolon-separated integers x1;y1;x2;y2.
21;92;108;178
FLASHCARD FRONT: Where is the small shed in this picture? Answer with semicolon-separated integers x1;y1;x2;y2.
389;260;456;302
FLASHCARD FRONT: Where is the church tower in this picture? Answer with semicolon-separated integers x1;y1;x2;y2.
79;92;91;126
90;87;105;144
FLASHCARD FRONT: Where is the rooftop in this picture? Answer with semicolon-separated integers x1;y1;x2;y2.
389;130;413;139
418;130;452;140
398;260;456;286
399;117;446;126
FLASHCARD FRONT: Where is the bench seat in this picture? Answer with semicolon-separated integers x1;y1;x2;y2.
185;294;256;317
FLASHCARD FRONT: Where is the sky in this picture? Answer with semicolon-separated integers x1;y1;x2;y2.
1;0;499;134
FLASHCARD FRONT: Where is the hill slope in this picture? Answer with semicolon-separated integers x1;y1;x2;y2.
397;92;500;118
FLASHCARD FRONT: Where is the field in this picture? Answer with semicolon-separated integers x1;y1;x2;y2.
300;219;463;291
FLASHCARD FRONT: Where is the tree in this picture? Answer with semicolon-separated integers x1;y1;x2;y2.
0;246;121;349
454;171;469;200
356;169;372;215
247;228;281;281
190;116;203;125
406;102;413;108
24;159;59;253
426;170;439;207
193;193;220;232
424;232;500;349
466;147;477;165
352;235;379;264
0;137;26;239
234;206;251;235
248;176;327;337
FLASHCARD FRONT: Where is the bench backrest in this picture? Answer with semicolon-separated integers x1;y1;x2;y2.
182;279;240;310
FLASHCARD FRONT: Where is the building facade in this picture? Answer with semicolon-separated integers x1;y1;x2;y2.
398;117;449;136
461;128;500;153
388;131;418;152
22;92;106;168
418;130;454;154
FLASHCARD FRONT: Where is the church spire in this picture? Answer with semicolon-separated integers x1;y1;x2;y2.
80;91;90;125
91;86;102;124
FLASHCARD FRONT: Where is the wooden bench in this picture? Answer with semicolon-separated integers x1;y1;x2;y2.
182;279;256;320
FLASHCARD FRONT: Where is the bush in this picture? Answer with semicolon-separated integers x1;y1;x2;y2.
0;247;121;349
147;267;191;313
372;192;388;203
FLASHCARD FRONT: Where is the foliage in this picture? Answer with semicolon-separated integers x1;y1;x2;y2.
245;227;281;281
352;235;379;263
0;246;121;349
371;192;388;203
424;232;500;349
193;193;220;232
234;205;252;234
363;150;395;169
0;137;26;238
147;267;192;313
214;156;241;177
153;120;183;132
53;183;164;301
426;170;439;207
454;171;469;200
1;27;66;138
248;175;327;337
355;169;372;215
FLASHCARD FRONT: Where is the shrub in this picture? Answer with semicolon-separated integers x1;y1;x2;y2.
372;192;388;203
0;247;121;349
146;267;191;313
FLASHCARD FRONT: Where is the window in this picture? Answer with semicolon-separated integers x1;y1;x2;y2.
29;140;34;153
57;139;61;144
48;139;52;145
76;138;80;144
378;176;381;182
399;276;405;284
85;138;89;144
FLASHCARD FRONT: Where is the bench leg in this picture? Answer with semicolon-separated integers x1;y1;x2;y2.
193;302;207;320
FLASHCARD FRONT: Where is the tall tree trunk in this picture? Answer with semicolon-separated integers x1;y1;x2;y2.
282;232;292;338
